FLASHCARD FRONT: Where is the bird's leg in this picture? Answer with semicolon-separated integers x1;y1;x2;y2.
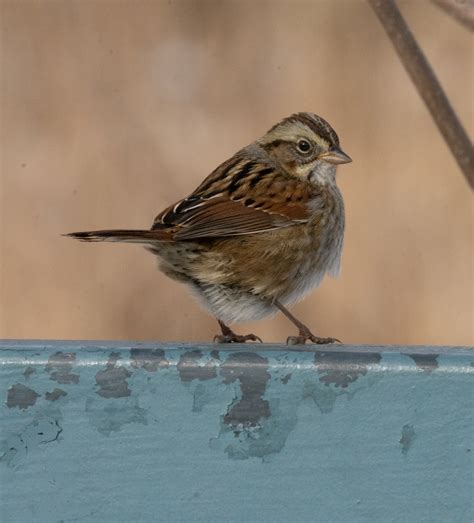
273;300;340;345
213;319;263;344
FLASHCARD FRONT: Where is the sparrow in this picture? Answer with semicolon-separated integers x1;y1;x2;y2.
67;112;352;344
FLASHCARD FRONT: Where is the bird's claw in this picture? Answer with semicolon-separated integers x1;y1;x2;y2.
286;333;341;345
214;333;263;344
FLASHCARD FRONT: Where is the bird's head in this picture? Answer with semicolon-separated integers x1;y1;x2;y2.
258;112;352;184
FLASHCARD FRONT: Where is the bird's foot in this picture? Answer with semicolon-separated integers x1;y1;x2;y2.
214;319;263;343
214;332;262;344
273;299;340;346
287;327;340;346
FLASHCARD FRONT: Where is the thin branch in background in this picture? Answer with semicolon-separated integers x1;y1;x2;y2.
368;0;474;189
432;0;474;31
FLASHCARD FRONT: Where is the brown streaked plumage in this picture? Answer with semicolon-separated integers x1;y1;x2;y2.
67;112;352;344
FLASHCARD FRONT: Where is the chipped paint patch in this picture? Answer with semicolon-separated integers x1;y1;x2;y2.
220;352;271;429
400;424;416;455
315;351;381;387
208;352;279;460
1;409;63;468
304;381;342;413
210;352;308;460
406;354;439;373
85;397;147;436
130;348;169;372
95;353;131;398
7;384;40;410
45;388;67;402
45;352;79;384
175;350;224;412
177;350;220;382
23;366;35;379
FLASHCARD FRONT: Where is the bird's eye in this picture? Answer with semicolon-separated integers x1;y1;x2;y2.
296;139;312;154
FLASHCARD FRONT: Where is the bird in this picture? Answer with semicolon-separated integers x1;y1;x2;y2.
66;112;352;344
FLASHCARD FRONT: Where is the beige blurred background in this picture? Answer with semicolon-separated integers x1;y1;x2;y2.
1;0;472;345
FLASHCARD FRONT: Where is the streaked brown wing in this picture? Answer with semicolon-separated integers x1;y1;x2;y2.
173;198;293;240
152;146;319;240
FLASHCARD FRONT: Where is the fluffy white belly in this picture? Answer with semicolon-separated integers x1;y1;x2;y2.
190;282;276;323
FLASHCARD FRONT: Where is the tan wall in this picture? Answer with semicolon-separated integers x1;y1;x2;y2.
1;0;472;345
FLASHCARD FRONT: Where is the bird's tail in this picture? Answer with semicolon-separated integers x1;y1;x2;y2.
65;229;171;243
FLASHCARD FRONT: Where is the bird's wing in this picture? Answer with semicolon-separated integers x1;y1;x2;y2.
152;150;321;240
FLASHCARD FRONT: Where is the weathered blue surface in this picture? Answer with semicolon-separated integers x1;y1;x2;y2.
1;341;473;522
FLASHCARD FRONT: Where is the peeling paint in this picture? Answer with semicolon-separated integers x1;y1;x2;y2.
7;383;40;410
189;383;205;412
406;354;439;373
211;353;305;460
2;344;472;472
95;353;131;398
177;350;220;382
220;352;271;429
304;381;341;413
85;397;147;436
210;349;220;359
23;366;35;379
400;424;416;455
315;351;381;388
45;352;79;384
130;348;169;372
1;411;63;468
45;388;67;402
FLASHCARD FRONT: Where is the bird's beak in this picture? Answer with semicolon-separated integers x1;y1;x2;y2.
319;147;352;165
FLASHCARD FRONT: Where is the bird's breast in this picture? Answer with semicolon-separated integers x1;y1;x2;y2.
280;185;345;304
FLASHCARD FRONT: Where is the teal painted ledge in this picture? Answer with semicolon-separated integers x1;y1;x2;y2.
1;341;473;522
